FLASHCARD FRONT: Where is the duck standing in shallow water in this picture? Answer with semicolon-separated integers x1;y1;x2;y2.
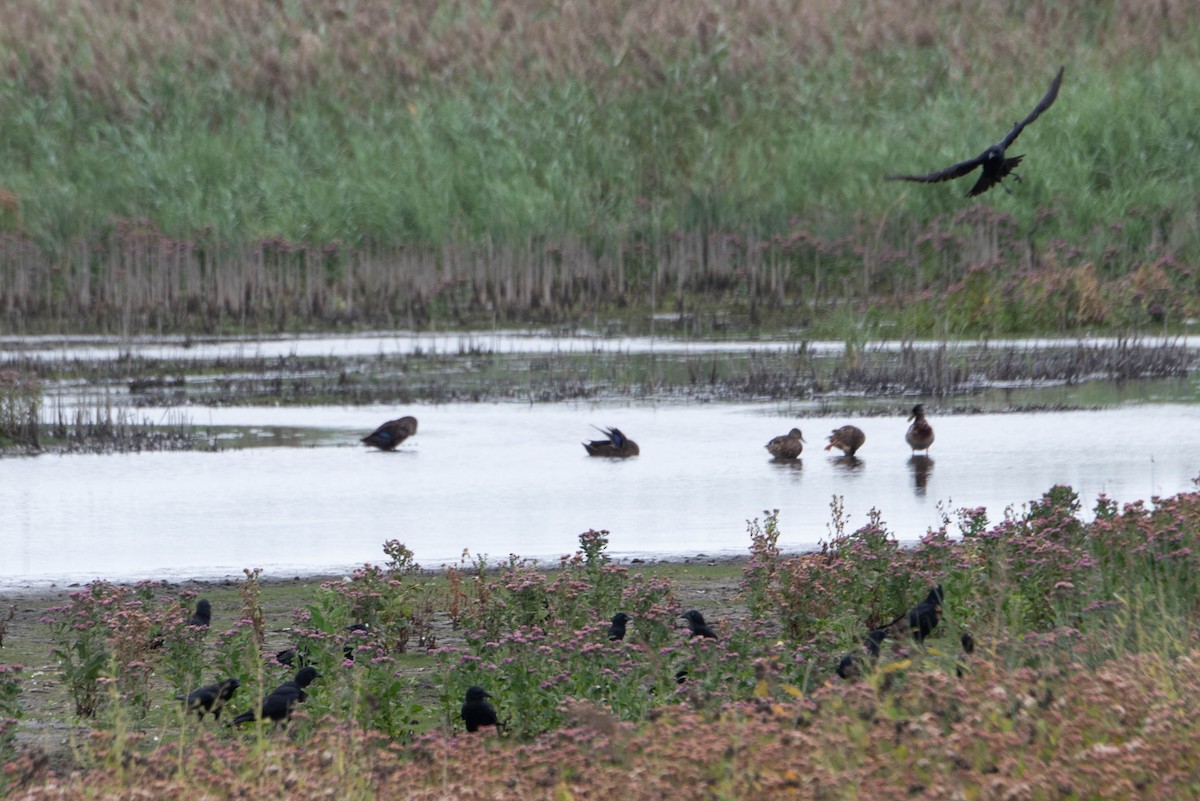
583;427;639;458
905;405;934;454
765;428;805;460
362;416;418;451
824;425;866;457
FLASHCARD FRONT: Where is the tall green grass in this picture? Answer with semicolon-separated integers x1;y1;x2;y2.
0;0;1197;333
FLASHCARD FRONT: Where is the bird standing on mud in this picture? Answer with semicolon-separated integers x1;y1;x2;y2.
886;65;1065;197
907;584;943;643
682;609;718;640
187;598;212;629
230;666;319;728
361;416;418;451
177;678;240;721
905;404;935;454
765;428;805;460
583;426;639;458
824;425;866;457
608;612;632;641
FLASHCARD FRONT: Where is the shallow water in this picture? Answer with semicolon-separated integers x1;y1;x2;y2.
6;330;1199;362
3;402;1199;587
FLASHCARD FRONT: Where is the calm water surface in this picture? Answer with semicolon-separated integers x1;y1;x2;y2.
4;402;1199;587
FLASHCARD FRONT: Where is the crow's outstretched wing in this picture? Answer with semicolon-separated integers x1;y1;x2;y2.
885;154;985;185
998;66;1064;149
965;154;1024;197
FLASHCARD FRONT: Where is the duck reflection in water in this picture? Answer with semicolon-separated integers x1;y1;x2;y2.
831;454;865;472
909;455;934;496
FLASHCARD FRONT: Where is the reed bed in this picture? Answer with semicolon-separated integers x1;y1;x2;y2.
36;391;197;453
0;216;1195;336
0;1;1197;334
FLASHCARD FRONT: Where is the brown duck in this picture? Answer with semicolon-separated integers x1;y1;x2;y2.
765;428;805;460
825;425;866;457
905;405;934;454
583;427;639;458
361;416;418;451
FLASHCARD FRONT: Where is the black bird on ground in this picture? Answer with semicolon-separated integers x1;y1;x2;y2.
608;612;631;641
886;66;1065;197
361;416;418;451
836;585;945;680
461;685;499;733
341;622;370;661
907;584;944;643
837;625;894;679
187;599;212;629
177;678;240;721
682;609;718;640
277;622;371;668
230;666;319;727
274;647;308;669
956;631;977;677
583;426;640;458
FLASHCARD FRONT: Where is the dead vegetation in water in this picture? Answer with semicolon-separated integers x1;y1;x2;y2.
3;336;1194;415
15;394;201;455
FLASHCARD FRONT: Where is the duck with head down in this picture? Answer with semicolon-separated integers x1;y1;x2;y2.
824;425;865;457
362;416;418;451
583;427;639;458
765;428;805;460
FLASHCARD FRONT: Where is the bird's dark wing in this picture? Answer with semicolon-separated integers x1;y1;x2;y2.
998;66;1064;149
964;155;1023;197
886;153;986;185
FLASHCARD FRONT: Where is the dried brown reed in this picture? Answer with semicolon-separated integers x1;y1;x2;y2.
4;0;1194;114
1;213;1193;335
43;391;195;453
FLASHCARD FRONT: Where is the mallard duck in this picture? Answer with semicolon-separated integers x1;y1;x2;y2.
824;425;866;457
765;428;805;460
583;426;639;458
361;416;418;451
905;404;934;454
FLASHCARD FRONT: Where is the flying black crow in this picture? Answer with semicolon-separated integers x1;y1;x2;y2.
887;66;1064;197
608;612;631;641
230;666;319;727
177;678;240;721
681;609;718;640
461;685;499;733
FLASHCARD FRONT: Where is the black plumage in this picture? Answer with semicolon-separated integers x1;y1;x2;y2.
187;599;212;628
177;678;240;721
277;622;371;668
907;584;943;643
836;586;946;680
607;612;631;641
230;666;319;727
460;685;499;733
887;66;1064;197
681;609;718;640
